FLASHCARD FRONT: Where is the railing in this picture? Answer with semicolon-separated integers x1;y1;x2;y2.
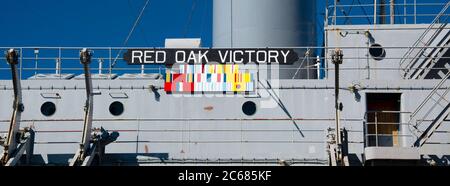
364;111;413;147
399;1;450;79
407;70;450;146
327;1;450;26
0;47;321;80
0;46;450;81
409;71;450;131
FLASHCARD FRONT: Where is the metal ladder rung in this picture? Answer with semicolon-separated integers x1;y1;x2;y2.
400;2;450;78
432;91;450;105
410;71;450;118
415;87;450;127
421;51;430;58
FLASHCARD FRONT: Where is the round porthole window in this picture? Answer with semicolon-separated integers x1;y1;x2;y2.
109;101;124;116
369;43;386;60
242;101;257;116
41;102;56;116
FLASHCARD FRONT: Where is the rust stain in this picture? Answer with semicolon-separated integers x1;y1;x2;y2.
144;145;149;153
203;106;214;111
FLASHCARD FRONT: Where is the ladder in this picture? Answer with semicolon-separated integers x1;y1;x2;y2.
409;71;450;147
414;30;450;79
400;2;450;79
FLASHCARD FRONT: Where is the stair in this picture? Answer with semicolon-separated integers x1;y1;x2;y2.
400;2;450;79
414;101;450;147
414;30;450;79
409;71;450;147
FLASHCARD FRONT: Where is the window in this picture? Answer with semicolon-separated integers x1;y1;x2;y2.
41;102;56;116
242;101;257;116
369;43;386;60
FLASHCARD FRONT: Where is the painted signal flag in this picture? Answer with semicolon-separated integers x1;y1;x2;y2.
165;64;255;93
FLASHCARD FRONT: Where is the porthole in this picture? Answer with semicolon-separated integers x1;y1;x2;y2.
41;102;56;116
242;101;257;116
369;43;386;60
109;101;124;116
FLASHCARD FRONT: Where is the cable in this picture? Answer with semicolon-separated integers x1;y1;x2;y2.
356;0;373;24
128;0;151;46
336;0;353;25
184;0;198;37
343;0;356;24
111;0;151;69
200;0;208;40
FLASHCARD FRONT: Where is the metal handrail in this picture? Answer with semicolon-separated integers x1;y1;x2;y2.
1;46;450;80
409;71;450;129
363;111;413;147
327;1;450;25
399;2;450;78
330;14;450;19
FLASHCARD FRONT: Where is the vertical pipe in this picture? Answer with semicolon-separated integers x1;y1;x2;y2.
56;58;61;75
34;48;39;76
335;62;341;145
333;0;337;25
98;58;103;74
58;48;61;75
380;0;386;24
366;38;370;79
323;0;328;79
109;48;112;79
332;49;343;147
414;0;417;24
19;48;23;80
307;50;310;79
390;0;395;24
325;0;329;27
375;112;379;146
365;114;369;147
316;56;321;79
374;0;378;25
404;0;407;24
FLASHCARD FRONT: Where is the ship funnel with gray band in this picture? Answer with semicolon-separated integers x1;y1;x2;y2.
213;0;317;79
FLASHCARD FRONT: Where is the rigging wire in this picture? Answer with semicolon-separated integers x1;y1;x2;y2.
395;2;402;24
127;0;151;46
200;0;208;40
184;0;198;37
343;0;356;24
335;0;353;25
111;0;151;69
356;0;373;24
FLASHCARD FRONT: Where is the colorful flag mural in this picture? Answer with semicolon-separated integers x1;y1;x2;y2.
165;64;256;93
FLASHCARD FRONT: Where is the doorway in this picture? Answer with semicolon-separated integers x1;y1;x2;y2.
366;93;401;147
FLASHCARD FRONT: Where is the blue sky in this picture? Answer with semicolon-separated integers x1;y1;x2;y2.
0;0;213;47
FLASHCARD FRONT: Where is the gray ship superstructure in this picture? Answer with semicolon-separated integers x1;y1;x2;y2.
1;0;450;166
